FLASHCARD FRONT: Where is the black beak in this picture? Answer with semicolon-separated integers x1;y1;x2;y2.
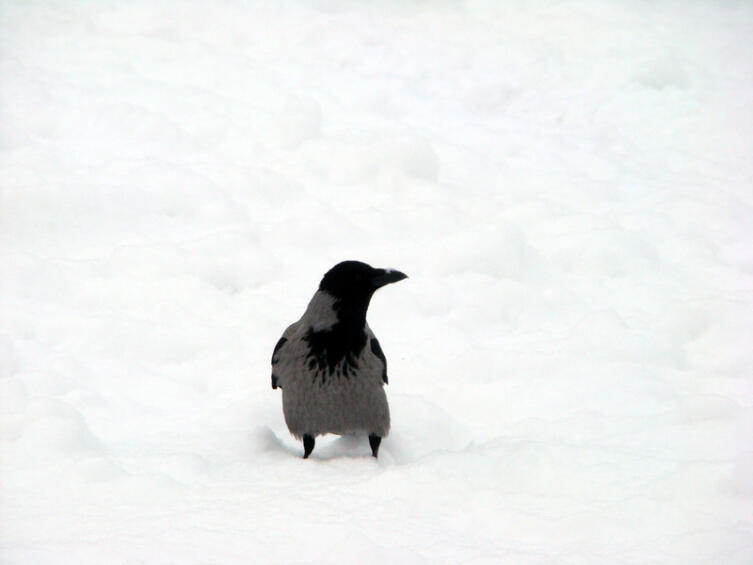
371;268;408;288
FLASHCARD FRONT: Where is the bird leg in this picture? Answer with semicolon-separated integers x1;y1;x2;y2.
368;434;381;458
303;434;315;459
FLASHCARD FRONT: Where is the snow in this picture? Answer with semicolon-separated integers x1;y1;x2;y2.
1;0;752;563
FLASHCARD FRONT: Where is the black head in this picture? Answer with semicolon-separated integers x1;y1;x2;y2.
319;260;408;300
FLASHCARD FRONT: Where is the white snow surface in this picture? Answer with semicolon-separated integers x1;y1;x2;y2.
2;1;753;563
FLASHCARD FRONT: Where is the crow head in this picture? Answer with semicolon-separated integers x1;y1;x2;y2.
318;260;407;329
319;260;407;302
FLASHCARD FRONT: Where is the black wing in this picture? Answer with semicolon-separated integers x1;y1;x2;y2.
271;337;287;389
370;338;388;384
271;337;287;365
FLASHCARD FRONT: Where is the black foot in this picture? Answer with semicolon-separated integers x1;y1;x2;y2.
303;434;315;459
368;434;381;458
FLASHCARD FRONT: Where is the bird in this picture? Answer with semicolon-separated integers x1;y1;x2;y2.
270;260;407;459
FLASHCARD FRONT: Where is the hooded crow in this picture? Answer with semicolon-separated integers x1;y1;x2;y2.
271;260;407;458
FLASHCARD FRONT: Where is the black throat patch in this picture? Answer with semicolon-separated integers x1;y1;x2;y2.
303;290;373;383
304;322;367;383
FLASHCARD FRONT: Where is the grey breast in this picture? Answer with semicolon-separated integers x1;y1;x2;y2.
277;320;390;439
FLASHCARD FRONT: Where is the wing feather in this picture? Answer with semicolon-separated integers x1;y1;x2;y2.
369;337;388;385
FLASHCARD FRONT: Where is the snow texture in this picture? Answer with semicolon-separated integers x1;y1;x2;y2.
1;1;752;563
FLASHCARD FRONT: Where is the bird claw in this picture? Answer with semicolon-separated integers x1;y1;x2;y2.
303;434;315;458
369;434;381;458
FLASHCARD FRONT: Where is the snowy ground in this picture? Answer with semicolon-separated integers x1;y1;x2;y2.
2;1;753;563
